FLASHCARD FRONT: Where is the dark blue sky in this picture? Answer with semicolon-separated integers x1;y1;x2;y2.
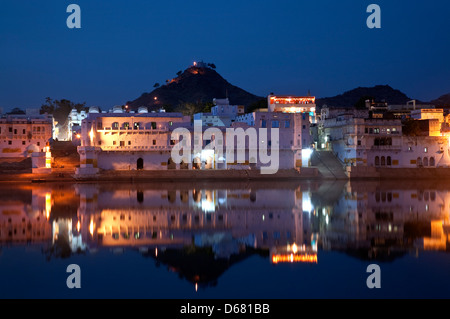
1;0;449;111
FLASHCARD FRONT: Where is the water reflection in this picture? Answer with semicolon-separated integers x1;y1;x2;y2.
0;180;449;289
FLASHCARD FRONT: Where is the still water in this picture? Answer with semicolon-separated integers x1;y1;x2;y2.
0;179;449;299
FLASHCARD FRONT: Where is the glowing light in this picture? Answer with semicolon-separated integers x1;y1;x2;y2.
89;219;94;236
155;247;158;257
154;97;158;100
292;243;298;254
45;193;51;220
195;283;198;292
76;134;81;139
271;253;318;264
76;220;81;232
302;192;313;213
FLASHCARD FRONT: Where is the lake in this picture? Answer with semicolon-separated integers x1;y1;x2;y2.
0;179;449;299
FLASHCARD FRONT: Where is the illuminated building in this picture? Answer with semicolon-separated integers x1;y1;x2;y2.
267;95;316;116
0;112;53;158
75;104;307;176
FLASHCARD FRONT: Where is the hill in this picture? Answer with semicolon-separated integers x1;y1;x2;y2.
315;85;412;108
431;93;450;107
126;66;263;112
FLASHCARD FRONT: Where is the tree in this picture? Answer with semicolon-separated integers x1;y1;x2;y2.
176;70;182;76
153;83;160;88
247;98;268;113
40;98;86;126
208;63;216;69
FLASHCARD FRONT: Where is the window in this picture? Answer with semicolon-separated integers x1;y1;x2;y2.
134;122;140;130
169;121;173;126
22;141;25;145
22;129;25;134
9;127;12;133
357;140;362;146
120;141;125;147
271;120;279;128
375;156;380;166
8;141;12;145
430;157;435;167
113;141;117;145
128;141;131;145
423;157;428;167
381;156;386;166
285;120;290;128
123;122;130;129
37;142;40;146
14;129;17;134
417;157;422;166
151;122;156;129
387;156;392;166
153;140;156;145
302;125;306;129
261;119;266;128
112;122;119;129
424;147;428;153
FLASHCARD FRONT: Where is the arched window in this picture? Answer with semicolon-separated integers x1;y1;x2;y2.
375;156;380;166
423;157;428;167
430;157;435;167
137;158;144;170
387;156;392;166
417;157;422;167
381;156;386;166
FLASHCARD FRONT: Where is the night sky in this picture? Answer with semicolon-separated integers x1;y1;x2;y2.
1;0;449;111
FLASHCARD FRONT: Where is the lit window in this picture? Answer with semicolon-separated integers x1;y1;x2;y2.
424;147;428;153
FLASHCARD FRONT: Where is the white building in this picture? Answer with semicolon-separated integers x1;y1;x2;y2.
75;103;307;176
193;98;244;127
0;112;53;157
320;113;450;168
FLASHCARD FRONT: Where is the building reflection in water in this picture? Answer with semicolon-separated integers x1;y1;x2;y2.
0;181;449;288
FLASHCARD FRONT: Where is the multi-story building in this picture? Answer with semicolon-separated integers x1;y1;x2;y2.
319;113;450;168
0;112;53;157
75;103;307;176
193;98;245;127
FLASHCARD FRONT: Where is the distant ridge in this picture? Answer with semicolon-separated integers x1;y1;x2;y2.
315;85;412;108
431;93;450;107
126;65;263;111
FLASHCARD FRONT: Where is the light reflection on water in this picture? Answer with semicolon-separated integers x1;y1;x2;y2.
0;180;449;298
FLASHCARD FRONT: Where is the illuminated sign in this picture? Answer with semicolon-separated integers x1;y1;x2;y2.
269;96;316;105
271;253;318;264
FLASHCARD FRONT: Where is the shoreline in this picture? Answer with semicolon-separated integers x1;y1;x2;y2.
2;166;450;183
